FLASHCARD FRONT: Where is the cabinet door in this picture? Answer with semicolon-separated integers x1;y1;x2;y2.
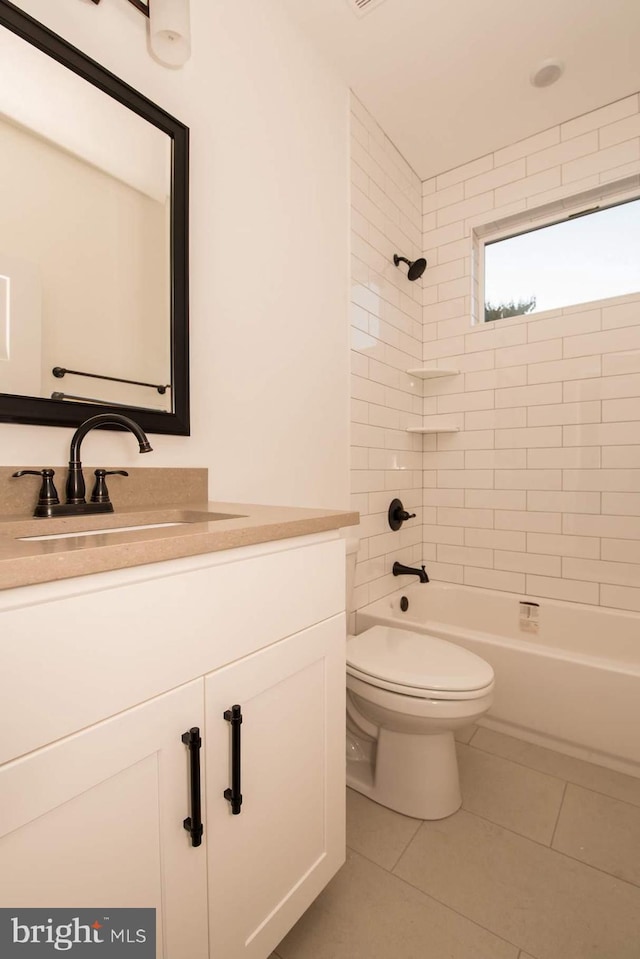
0;680;208;958
205;614;345;959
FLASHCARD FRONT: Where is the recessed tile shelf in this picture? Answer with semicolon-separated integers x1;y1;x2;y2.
405;368;461;432
406;367;460;379
406;425;460;434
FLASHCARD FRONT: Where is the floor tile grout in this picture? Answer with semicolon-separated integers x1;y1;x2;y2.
464;737;640;808
431;804;640;891
554;777;640;813
287;724;640;959
350;787;640;889
386;816;640;956
349;838;524;955
461;741;568;790
466;725;480;746
549;780;568;848
351;781;640;891
393;844;526;953
455;800;564;852
388;817;422;872
290;760;640;959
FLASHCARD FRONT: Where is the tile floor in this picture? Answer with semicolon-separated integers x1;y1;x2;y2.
272;726;640;959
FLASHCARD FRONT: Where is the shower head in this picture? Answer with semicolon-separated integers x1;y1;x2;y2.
393;254;427;281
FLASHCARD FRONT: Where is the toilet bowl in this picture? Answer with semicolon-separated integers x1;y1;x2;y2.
346;624;494;820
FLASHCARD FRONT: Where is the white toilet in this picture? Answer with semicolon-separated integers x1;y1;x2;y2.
344;538;494;820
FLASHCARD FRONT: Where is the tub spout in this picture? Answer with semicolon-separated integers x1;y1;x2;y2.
392;561;429;583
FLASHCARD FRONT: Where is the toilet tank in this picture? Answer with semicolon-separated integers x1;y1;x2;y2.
341;530;360;614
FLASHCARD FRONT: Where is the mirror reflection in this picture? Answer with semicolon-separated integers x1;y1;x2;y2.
0;16;177;417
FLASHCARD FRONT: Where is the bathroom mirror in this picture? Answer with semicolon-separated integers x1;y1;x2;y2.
0;0;189;435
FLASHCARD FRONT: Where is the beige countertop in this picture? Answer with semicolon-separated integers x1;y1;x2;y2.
0;501;359;591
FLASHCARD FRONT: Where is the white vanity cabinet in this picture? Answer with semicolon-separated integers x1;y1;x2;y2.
0;532;346;958
205;615;345;958
0;680;210;957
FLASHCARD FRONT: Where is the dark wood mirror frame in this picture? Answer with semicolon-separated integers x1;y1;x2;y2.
0;0;190;435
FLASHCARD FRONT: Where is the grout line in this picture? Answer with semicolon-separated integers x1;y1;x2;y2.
466;724;480;745
388;819;423;873
394;856;526;952
549;781;568;847
555;844;640;891
349;838;524;954
454;801;565;852
345;842;402;873
466;736;640;809
446;805;640;892
563;781;640;814
460;739;571;786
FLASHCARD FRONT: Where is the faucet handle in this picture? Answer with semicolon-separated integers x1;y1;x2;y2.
90;469;129;504
12;469;60;510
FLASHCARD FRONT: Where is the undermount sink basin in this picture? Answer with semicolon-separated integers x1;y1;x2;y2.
20;521;187;542
17;510;245;542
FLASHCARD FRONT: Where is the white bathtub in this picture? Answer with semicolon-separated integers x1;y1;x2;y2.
356;581;640;778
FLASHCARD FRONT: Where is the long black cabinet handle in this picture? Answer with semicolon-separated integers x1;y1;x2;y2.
223;705;243;815
182;727;204;846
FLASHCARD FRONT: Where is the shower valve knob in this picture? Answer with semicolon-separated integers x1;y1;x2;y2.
388;498;416;531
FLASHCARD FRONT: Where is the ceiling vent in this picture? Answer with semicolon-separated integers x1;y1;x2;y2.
346;0;389;17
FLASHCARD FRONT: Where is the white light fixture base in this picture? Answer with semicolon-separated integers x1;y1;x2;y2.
149;0;191;68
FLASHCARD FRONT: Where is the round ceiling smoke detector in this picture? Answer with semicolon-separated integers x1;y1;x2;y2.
530;59;565;88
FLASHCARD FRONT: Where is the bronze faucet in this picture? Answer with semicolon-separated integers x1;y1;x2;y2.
13;413;152;517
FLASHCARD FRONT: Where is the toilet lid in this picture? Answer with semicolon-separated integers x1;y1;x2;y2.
346;626;494;693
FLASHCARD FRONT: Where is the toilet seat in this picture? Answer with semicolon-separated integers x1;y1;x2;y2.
347;626;494;701
347;664;494;701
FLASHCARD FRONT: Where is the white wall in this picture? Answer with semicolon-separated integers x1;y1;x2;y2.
420;94;640;613
1;0;350;511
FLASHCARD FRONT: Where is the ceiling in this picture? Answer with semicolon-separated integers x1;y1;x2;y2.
281;0;640;180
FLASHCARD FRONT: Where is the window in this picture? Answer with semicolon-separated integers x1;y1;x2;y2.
483;197;640;322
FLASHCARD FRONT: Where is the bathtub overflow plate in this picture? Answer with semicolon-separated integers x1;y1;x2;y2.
519;601;540;634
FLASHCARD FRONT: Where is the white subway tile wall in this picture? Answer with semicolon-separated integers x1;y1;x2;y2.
350;93;640;615
350;94;424;609
420;93;640;614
